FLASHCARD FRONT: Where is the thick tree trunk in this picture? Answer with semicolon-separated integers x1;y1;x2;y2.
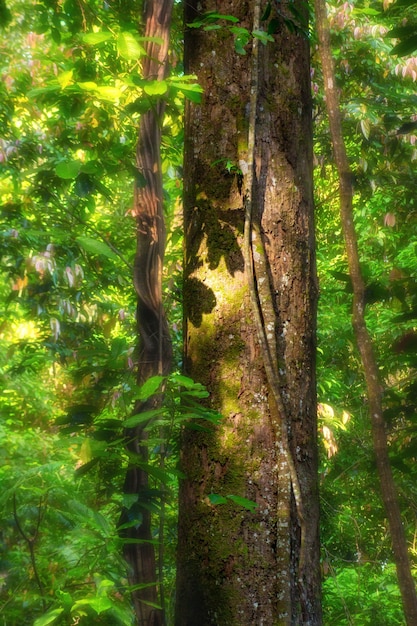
175;1;321;624
120;2;173;625
314;0;417;623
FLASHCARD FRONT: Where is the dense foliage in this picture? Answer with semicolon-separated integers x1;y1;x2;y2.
1;0;417;624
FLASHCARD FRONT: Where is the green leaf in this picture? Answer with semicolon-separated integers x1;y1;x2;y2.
175;86;203;103
57;69;73;89
137;375;165;400
261;2;272;21
55;160;81;179
94;85;122;102
168;78;204;103
72;596;113;614
143;80;168;96
76;236;119;260
34;608;64;626
231;26;250;54
352;7;380;15
386;24;417;38
77;81;98;91
207;493;260;513
170;373;200;388
227;494;258;512
208;493;228;505
27;85;60;98
203;12;239;23
82;31;113;45
390;35;417;56
252;29;274;45
117;32;146;60
123;408;166;428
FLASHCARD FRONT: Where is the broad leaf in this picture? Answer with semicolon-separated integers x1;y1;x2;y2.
34;608;64;626
227;495;258;512
82;31;113;45
390;35;417;56
143;80;168;96
123;408;167;428
117;32;146;60
55;160;81;179
136;375;165;400
76;236;119;260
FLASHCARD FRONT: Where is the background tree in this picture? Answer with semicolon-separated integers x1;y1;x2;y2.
313;1;417;622
315;0;417;621
175;1;321;624
119;0;173;624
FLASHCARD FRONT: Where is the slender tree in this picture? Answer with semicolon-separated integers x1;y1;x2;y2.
314;0;417;623
176;1;321;624
120;1;173;624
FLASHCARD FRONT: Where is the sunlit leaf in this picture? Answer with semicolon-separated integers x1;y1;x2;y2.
72;596;113;614
55;160;81;179
77;81;98;91
57;69;73;89
94;86;122;102
360;119;371;140
143;80;168;96
117;31;146;60
76;236;118;260
82;31;113;45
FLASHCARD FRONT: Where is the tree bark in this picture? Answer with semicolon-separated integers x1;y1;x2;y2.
314;0;417;623
120;2;173;625
175;1;321;624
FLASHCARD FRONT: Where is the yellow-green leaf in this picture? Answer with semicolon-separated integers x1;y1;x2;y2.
57;70;73;89
94;86;121;102
117;32;146;60
77;81;98;91
143;80;167;96
82;31;113;45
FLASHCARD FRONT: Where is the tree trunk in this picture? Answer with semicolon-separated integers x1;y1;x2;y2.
120;2;173;625
175;1;321;624
314;0;417;623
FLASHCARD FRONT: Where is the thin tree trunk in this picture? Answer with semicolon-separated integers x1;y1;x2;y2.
120;2;173;625
314;1;417;622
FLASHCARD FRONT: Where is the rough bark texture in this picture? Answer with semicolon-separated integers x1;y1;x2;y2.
175;1;321;624
120;2;173;625
314;0;417;623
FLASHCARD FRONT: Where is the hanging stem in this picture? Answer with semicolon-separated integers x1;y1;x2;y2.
242;0;306;599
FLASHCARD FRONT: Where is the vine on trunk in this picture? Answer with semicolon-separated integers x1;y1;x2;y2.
242;0;306;602
120;1;173;625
